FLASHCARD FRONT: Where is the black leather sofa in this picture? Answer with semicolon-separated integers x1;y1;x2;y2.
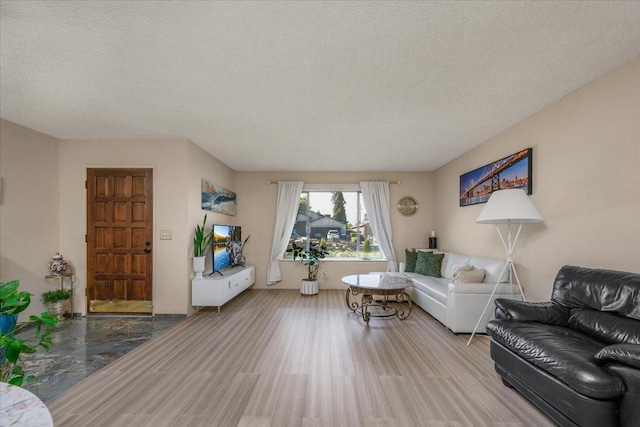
486;265;640;427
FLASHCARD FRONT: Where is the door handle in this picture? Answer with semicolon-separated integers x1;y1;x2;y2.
144;248;151;253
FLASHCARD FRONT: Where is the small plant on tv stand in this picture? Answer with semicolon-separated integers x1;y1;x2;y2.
193;214;213;279
193;214;213;258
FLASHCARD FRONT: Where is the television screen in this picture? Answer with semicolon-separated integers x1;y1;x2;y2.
212;225;242;273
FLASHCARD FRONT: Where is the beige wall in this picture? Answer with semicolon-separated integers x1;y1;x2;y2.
235;171;434;289
1;130;241;316
0;119;61;317
58;139;191;315
4;55;638;315
434;56;640;302
186;142;236;314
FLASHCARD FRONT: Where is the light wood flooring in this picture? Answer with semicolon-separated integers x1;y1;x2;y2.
49;289;553;427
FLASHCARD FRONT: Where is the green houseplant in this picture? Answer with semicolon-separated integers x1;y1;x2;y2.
193;214;213;279
41;289;73;303
1;279;59;386
42;289;73;320
287;240;329;281
193;213;214;257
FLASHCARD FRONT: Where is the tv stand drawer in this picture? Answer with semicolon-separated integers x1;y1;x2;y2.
192;265;255;314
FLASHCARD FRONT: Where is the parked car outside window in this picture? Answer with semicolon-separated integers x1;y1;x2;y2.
327;230;340;241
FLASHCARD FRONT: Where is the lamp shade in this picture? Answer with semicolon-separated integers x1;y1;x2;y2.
476;189;543;224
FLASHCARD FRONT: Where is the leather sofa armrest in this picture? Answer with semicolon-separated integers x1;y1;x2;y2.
606;364;640;427
595;344;640;369
494;299;570;326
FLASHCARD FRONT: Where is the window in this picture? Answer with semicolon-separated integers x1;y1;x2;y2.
288;190;386;260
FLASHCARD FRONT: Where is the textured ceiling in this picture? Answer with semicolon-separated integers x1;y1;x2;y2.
1;1;639;172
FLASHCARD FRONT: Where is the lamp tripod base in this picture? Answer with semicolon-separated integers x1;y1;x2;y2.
466;259;525;346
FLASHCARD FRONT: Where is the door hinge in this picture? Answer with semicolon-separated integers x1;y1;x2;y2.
85;234;87;243
85;180;87;189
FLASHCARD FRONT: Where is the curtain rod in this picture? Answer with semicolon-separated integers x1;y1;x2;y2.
266;180;400;185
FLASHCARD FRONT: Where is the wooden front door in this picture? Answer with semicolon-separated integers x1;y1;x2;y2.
87;168;153;314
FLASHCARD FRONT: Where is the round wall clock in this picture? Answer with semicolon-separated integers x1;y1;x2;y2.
397;196;418;216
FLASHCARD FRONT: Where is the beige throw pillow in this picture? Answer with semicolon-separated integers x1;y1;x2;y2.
456;269;486;283
451;264;473;280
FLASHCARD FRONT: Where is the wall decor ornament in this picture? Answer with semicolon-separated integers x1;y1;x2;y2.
397;196;418;216
459;148;532;207
48;252;68;276
201;179;237;216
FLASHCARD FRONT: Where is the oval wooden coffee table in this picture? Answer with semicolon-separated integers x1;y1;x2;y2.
342;273;413;323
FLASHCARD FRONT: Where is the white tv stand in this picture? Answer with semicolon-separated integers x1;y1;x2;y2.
192;265;255;315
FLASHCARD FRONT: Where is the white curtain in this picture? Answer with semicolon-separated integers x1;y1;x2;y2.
267;181;304;285
360;181;397;272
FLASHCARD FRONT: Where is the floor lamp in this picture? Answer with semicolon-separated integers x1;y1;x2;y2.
467;189;543;345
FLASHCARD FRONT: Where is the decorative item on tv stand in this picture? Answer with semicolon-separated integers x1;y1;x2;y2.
467;188;543;345
193;214;213;280
286;240;329;295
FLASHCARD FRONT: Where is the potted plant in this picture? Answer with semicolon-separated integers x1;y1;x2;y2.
286;240;329;295
41;289;73;320
1;279;59;386
193;213;213;279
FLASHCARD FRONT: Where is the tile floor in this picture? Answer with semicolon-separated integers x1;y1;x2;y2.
17;315;185;403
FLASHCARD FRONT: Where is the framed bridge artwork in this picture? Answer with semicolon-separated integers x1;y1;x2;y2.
459;148;532;206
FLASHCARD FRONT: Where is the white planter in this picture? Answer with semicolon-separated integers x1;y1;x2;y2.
193;256;206;280
300;280;319;295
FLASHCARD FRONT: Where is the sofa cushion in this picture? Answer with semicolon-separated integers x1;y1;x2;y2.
451;263;472;280
404;250;418;273
491;341;620;427
487;321;625;399
404;273;449;305
470;256;509;283
552;265;640;320
569;308;640;345
415;251;444;277
440;253;472;279
456;268;486;283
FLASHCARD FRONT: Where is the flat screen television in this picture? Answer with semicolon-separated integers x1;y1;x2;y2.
212;224;242;274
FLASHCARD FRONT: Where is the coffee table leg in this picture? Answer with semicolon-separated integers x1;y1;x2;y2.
362;294;372;323
346;287;360;312
396;292;413;320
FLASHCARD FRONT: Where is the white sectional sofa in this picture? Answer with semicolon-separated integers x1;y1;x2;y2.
400;252;522;333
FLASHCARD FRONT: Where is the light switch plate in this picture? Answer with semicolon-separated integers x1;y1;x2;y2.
160;230;172;240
